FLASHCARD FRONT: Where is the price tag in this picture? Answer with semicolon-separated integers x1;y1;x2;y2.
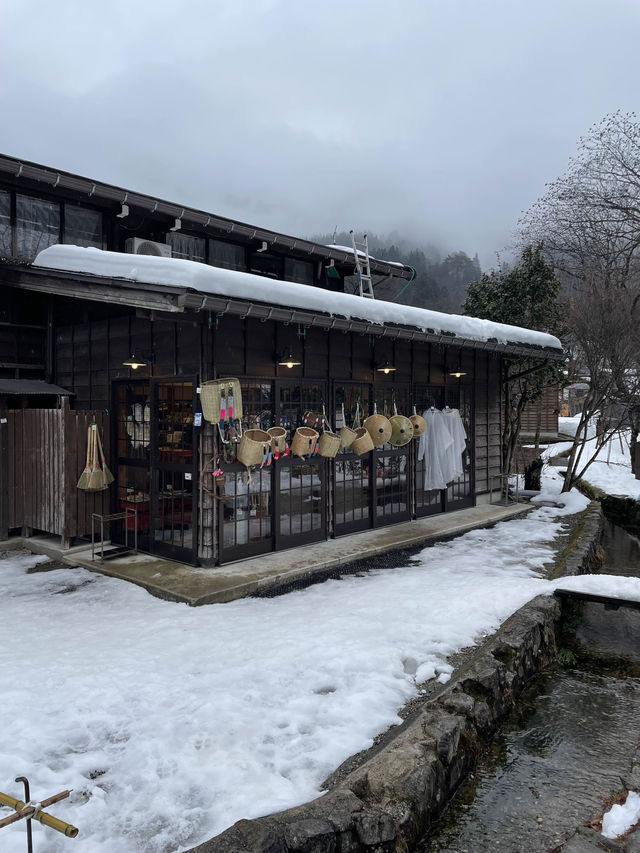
185;472;192;481
194;412;202;427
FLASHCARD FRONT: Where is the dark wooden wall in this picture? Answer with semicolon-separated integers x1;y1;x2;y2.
473;350;502;494
7;404;110;543
52;306;502;498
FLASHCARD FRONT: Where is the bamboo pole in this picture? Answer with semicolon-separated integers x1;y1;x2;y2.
0;789;78;837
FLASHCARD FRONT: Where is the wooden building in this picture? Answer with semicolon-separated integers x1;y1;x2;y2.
0;154;564;565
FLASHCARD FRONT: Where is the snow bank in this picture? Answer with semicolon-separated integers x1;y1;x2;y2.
541;430;640;500
602;791;640;838
33;245;563;351
0;496;582;853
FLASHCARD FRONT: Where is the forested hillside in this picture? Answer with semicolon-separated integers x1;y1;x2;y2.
312;231;482;314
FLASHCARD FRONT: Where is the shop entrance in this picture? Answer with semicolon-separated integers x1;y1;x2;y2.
217;379;328;563
114;379;198;564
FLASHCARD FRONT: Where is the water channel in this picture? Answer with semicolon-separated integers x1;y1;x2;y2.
419;518;640;853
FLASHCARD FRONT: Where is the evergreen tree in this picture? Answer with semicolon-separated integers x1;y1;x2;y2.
464;244;565;477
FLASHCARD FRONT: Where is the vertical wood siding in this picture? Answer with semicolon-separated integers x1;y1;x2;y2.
8;407;110;542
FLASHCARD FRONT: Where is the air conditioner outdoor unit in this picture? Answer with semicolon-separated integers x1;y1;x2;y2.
125;237;172;258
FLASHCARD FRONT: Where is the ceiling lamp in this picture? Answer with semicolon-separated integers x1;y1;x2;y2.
376;360;396;375
449;367;467;378
277;351;302;369
123;353;153;370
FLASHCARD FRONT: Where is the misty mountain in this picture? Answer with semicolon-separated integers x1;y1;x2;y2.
312;231;482;314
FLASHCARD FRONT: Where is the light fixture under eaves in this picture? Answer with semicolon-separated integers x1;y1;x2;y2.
449;369;467;378
277;351;302;369
376;360;396;375
123;353;153;370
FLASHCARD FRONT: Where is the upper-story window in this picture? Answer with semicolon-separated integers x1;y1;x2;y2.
249;251;282;279
16;195;60;259
0;191;10;256
166;232;206;262
284;257;314;286
0;191;104;259
64;205;103;249
209;239;245;272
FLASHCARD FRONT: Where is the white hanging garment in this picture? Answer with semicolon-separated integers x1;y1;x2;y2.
417;408;453;490
442;408;468;480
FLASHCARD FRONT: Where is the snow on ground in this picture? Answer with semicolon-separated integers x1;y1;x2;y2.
602;791;640;839
2;480;639;853
544;421;640;500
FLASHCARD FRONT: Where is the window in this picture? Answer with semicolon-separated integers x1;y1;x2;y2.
64;205;103;248
249;251;282;278
0;191;11;256
209;239;245;271
166;233;206;262
284;257;314;286
16;195;60;259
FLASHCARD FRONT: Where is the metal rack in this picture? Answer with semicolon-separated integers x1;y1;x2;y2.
91;509;138;562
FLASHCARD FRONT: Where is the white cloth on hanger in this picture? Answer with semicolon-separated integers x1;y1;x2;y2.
442;408;467;480
417;408;453;490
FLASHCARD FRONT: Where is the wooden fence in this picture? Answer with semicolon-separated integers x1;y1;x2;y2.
7;403;111;547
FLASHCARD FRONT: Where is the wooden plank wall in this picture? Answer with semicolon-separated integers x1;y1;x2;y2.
8;406;110;543
8;408;64;534
63;408;111;542
473;351;502;494
520;386;560;435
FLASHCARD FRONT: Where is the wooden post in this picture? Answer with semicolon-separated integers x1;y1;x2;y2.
0;396;8;541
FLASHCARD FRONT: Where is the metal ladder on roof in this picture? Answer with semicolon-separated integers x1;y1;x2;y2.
350;230;375;298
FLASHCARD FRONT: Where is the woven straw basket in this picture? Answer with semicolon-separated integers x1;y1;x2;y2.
317;431;341;458
363;413;392;446
237;429;270;467
389;415;413;447
409;414;426;436
267;426;287;454
291;426;319;458
338;426;357;448
351;427;374;456
200;378;243;423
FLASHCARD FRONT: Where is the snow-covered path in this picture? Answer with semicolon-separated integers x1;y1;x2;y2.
2;486;640;853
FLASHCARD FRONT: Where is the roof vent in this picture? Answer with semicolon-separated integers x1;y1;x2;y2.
125;237;172;258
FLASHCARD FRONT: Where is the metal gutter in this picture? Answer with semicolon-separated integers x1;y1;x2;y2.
0;153;413;280
184;292;565;360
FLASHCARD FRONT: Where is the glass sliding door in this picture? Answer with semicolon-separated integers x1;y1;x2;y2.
333;383;372;535
114;378;197;564
151;381;197;562
275;380;327;549
218;380;274;562
372;385;411;527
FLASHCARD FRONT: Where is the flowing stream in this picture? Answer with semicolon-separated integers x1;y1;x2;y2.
419;519;640;853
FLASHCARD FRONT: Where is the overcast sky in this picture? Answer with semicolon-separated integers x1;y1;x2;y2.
1;0;638;266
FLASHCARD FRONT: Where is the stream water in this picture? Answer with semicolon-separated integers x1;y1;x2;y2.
419;519;640;853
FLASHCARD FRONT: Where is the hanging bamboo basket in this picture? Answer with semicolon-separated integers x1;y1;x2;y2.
200;378;243;423
338;426;357;448
317;430;341;458
291;426;319;458
389;414;413;447
363;413;392;446
351;427;374;456
409;414;426;436
267;426;288;455
237;429;271;467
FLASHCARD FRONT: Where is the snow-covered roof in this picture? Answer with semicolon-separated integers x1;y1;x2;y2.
33;245;563;352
